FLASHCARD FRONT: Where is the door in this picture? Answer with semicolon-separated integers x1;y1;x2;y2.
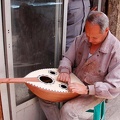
1;0;64;120
0;0;10;119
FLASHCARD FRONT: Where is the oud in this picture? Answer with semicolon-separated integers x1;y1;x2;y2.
0;68;84;102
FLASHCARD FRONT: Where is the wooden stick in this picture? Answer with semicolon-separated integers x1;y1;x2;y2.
0;77;39;83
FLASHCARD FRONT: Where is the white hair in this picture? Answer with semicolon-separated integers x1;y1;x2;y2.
86;11;109;32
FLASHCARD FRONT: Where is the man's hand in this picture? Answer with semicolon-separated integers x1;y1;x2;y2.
57;72;71;83
68;83;88;94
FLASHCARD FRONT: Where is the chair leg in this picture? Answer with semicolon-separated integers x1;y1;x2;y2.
93;103;101;120
101;101;105;120
93;101;105;120
87;101;105;120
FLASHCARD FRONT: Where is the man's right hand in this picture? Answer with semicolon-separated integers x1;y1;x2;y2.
57;72;71;84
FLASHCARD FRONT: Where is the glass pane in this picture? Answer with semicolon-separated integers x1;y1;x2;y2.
11;0;63;105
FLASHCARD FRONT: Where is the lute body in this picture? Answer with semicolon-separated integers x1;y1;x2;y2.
0;68;84;102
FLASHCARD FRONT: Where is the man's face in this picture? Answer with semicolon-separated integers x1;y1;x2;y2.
85;21;109;45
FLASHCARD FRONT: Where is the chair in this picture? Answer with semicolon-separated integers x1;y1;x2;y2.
87;101;105;120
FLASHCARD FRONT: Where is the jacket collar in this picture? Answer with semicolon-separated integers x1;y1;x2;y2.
99;31;114;54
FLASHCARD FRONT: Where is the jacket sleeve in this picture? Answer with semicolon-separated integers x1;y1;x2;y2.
88;53;120;99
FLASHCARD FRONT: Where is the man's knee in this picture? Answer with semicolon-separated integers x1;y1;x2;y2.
60;102;74;116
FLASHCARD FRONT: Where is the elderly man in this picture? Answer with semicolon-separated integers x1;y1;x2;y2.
39;11;120;120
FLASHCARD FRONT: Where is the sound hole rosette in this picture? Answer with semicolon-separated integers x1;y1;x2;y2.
48;70;57;75
38;75;55;84
59;83;68;90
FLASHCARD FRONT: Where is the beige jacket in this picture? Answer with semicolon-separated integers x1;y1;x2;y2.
58;31;120;99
